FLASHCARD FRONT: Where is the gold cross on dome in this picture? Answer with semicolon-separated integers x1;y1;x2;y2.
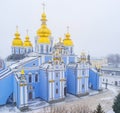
67;26;69;33
42;2;45;12
26;29;29;35
16;25;18;32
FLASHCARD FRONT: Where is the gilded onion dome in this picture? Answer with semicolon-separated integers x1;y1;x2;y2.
63;32;73;46
12;28;23;46
37;12;51;44
23;32;32;47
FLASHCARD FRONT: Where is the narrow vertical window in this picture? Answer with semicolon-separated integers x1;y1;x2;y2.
46;45;48;53
29;74;32;83
41;45;43;53
35;74;38;82
56;89;58;94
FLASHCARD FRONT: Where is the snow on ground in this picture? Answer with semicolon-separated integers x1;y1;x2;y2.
0;85;119;113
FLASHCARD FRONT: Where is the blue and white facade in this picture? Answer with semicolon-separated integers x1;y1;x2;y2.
0;10;102;110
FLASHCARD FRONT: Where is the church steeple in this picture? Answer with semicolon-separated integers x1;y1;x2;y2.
23;30;32;47
37;3;51;44
63;26;73;46
12;26;23;47
23;30;33;54
11;26;24;55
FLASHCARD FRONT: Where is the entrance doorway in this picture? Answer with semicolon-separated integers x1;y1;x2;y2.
29;92;32;100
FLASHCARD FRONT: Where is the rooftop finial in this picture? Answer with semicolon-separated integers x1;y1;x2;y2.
16;25;18;32
67;26;69;33
42;2;45;12
26;29;29;35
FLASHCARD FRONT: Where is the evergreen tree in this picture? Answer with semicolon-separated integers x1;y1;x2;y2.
94;104;105;113
112;93;120;113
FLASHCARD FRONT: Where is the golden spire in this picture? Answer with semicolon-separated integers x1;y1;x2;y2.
23;29;32;47
63;26;73;46
12;26;23;46
59;37;62;43
36;2;51;44
21;69;25;75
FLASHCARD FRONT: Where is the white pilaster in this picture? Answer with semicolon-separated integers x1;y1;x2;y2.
20;86;23;105
24;85;28;105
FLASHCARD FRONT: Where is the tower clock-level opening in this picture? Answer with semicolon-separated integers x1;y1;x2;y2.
29;92;33;100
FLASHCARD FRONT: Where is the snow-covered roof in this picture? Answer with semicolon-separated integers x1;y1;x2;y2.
9;56;38;70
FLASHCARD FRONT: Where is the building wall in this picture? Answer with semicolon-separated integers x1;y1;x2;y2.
66;68;76;95
0;74;14;105
39;70;48;101
89;69;100;90
102;75;120;86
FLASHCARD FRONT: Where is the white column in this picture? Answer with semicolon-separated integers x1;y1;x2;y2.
85;78;87;92
49;72;52;100
79;79;81;93
24;85;28;105
60;81;62;97
20;86;23;105
41;55;45;64
49;83;52;100
52;72;55;99
77;79;79;93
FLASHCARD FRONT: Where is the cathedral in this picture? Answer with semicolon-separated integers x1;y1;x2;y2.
0;7;102;110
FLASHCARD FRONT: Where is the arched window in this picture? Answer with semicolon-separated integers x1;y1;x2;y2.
70;47;73;54
40;45;43;53
46;45;49;53
35;74;38;82
29;74;32;83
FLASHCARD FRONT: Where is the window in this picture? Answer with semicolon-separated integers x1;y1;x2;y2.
70;47;73;54
29;75;32;83
46;45;49;53
40;45;43;53
56;73;59;78
82;84;84;89
82;70;85;75
33;63;35;66
35;74;38;82
56;83;58;86
56;89;58;94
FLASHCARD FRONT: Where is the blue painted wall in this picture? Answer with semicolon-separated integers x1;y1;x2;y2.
45;56;52;63
66;68;76;95
24;70;40;99
23;59;39;67
69;56;75;63
0;74;14;105
62;56;67;64
39;70;48;101
89;69;99;90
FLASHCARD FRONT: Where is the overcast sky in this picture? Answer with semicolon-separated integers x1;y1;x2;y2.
0;0;120;58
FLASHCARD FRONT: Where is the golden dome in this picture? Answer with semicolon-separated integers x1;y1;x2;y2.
63;32;73;46
37;24;51;37
36;12;51;44
23;35;32;47
12;30;23;46
38;37;50;44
